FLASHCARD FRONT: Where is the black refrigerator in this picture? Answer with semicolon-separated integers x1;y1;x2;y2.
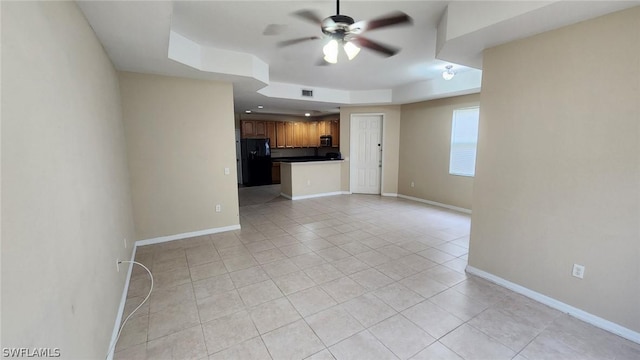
241;138;272;186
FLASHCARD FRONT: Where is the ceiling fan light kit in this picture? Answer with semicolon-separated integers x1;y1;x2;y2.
279;0;412;64
323;40;339;64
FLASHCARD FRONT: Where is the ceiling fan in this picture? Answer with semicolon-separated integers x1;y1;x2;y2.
277;0;412;64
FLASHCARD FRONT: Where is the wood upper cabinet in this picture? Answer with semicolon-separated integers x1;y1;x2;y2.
254;121;266;137
318;121;328;136
303;122;312;147
241;119;337;147
284;122;294;148
241;120;267;138
266;121;276;145
330;120;340;147
276;122;286;148
241;121;255;138
293;122;303;147
307;121;319;147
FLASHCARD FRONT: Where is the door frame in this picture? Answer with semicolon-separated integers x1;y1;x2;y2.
235;129;243;185
349;113;385;195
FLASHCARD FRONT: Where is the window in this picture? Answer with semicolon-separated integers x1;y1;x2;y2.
449;107;480;177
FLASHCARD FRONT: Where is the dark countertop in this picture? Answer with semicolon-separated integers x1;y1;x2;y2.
272;156;342;163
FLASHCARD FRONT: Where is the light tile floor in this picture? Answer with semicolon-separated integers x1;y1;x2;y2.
114;189;640;360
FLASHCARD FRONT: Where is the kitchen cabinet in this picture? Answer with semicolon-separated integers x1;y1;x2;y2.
318;121;328;137
266;121;276;145
272;162;281;184
293;122;303;147
284;122;294;148
241;119;338;147
255;121;266;137
276;122;286;148
331;120;340;147
241;121;256;138
307;122;319;147
241;120;266;138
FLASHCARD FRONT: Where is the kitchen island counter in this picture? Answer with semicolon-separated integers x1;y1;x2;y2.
280;160;344;200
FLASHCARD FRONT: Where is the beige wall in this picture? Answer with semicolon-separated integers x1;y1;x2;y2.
119;72;239;240
470;7;640;332
1;2;136;357
399;94;480;210
339;105;401;195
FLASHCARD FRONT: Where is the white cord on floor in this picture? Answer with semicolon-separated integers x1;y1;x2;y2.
105;260;153;360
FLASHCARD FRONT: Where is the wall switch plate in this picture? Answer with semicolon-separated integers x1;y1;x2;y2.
411;181;415;188
572;264;585;279
124;238;127;248
307;180;311;186
224;167;230;175
215;204;221;212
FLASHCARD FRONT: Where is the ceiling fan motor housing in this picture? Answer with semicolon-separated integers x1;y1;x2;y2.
322;14;355;39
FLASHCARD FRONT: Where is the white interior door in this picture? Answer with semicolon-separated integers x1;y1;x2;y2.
350;114;382;194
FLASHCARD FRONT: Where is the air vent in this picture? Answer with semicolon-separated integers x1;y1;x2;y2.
301;89;313;97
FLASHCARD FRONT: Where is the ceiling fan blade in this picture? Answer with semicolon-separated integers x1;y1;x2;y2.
350;11;412;33
293;9;324;25
277;36;320;48
263;24;287;36
350;37;399;57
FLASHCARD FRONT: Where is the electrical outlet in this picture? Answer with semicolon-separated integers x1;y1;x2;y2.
116;258;120;272
572;264;585;279
411;181;415;188
224;167;230;175
215;204;221;212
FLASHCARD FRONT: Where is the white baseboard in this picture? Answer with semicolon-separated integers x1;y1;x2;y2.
382;193;398;197
466;266;640;344
281;191;345;201
398;194;472;214
135;224;241;247
106;246;137;360
109;224;241;357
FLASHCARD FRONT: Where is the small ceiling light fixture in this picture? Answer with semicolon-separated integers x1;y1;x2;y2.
245;110;252;114
442;65;455;80
305;113;311;117
323;40;339;64
343;41;361;61
257;105;264;109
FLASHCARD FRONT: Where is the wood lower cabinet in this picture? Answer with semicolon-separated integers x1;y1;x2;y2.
271;162;281;184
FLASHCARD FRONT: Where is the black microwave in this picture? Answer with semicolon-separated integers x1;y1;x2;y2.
320;135;332;147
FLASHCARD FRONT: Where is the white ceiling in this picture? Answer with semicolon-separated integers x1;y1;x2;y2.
77;1;638;116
